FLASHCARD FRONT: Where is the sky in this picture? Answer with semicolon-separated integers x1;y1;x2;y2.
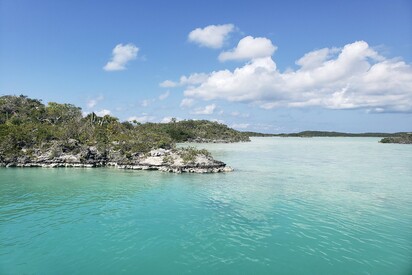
1;0;411;133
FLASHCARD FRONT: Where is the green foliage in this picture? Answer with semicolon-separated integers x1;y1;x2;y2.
242;131;277;137
0;95;249;161
179;146;211;164
380;134;412;144
276;131;409;138
0;95;43;124
158;119;249;142
46;102;82;124
162;154;174;165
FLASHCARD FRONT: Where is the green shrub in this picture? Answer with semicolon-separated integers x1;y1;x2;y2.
179;146;210;164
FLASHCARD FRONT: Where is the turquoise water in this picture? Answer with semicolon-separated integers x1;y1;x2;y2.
1;137;411;274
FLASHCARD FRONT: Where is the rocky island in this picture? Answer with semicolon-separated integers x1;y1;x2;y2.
379;134;412;144
0;95;249;173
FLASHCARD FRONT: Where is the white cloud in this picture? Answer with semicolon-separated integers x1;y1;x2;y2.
231;111;250;117
191;104;216;115
188;24;234;49
183;40;412;112
141;99;151;107
159;80;177;88
95;109;111;116
103;43;139;71
231;123;250;129
180;98;195;108
211;119;225;124
295;47;340;70
161;117;173;123
128;115;156;123
179;73;209;86
160;116;182;123
160;73;209;88
185;57;278;102
87;95;104;108
159;91;170;100
219;36;277;61
140;91;170;108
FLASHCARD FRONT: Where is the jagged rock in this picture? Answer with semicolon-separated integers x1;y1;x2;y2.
150;148;167;156
0;147;232;173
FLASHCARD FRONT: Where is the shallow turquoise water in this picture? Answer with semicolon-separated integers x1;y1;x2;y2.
1;137;411;274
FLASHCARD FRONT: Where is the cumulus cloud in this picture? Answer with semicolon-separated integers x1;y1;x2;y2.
295;47;340;70
188;24;234;48
159;91;170;100
180;98;195;108
185;57;278;102
95;109;111;116
87;95;104;108
160;73;209;88
219;36;277;62
160;117;173;123
159;80;177;88
103;43;139;71
128;115;156;123
179;73;209;86
182;40;412;112
160;116;182;123
191;104;216;115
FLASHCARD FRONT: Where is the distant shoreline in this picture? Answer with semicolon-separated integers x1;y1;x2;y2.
243;130;412;138
243;132;412;144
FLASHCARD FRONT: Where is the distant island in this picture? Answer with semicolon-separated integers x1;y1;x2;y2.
0;95;249;172
379;134;412;144
245;130;412;144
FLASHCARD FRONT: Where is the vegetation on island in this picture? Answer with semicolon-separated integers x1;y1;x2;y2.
178;147;211;164
274;131;409;138
245;130;412;144
379;134;412;144
3;94;408;165
0;95;248;165
241;131;278;137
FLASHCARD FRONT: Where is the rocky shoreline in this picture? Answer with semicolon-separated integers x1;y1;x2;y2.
0;96;249;173
186;137;250;143
0;146;233;173
379;134;412;144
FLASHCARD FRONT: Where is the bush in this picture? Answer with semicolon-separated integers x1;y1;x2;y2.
179;146;210;164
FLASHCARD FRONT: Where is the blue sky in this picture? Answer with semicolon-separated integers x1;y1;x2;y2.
1;0;411;133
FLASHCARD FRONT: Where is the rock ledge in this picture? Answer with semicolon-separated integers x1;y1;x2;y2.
0;147;233;174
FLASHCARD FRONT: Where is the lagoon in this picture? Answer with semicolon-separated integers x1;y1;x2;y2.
1;137;411;274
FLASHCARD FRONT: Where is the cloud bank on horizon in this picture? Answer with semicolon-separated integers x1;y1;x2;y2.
161;24;412;114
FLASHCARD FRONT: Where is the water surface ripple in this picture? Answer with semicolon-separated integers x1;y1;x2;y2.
1;137;411;274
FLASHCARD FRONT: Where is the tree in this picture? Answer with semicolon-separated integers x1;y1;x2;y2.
46;102;82;124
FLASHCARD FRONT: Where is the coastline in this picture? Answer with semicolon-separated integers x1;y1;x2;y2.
0;148;233;173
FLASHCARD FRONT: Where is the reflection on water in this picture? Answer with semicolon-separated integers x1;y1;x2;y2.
1;138;411;274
